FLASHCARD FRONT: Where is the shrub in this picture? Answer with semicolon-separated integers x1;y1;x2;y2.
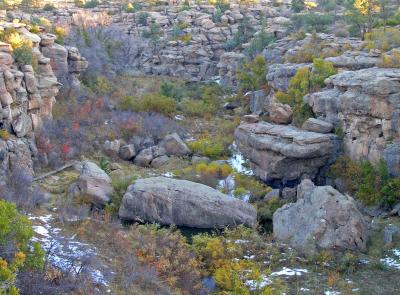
244;17;275;58
105;176;136;215
328;157;400;206
225;15;255;50
379;50;400;68
236;55;267;93
117;93;177;117
13;43;37;67
0;199;45;294
275;58;336;126
290;12;335;33
74;0;84;7
188;138;225;159
181;98;212;118
137;12;149;26
125;2;141;13
141;23;161;42
160;82;182;101
53;26;66;44
83;0;99;9
43;3;55;10
0;129;10;140
363;28;400;52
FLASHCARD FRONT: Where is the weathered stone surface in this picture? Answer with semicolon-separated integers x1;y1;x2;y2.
119;177;257;228
248;90;268;114
75;161;113;206
268;103;292;124
234;121;336;186
266;63;311;92
134;147;154;167
325;51;380;70
302;118;333;134
273;179;368;255
119;144;136;161
159;133;190;157
304;68;400;175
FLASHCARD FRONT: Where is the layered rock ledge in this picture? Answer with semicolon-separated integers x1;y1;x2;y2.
305;68;400;175
234;121;337;186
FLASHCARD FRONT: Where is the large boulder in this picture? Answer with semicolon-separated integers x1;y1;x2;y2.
305;68;400;176
273;179;368;255
119;177;257;228
159;133;190;157
234;121;336;186
74;161;113;206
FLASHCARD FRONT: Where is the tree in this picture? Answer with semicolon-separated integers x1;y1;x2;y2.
236;55;267;93
0;199;44;295
346;0;380;39
292;0;306;12
20;0;44;10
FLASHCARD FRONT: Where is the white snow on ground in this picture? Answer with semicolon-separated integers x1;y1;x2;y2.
380;248;400;270
271;267;308;276
29;214;111;286
245;275;272;290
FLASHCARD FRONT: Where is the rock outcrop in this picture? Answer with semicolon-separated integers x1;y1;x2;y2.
234;121;337;186
304;68;400;176
119;177;257;228
70;161;113;206
0;22;86;179
273;179;368;255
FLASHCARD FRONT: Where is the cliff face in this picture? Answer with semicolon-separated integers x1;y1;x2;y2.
305;68;400;176
0;22;87;178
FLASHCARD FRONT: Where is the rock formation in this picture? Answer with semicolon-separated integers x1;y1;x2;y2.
0;22;86;179
304;68;400;176
273;179;368;255
234;121;337;187
70;161;113;206
119;176;257;228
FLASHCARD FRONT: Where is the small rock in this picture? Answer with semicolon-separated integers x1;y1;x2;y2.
243;114;260;123
302;118;333;134
119;144;136;161
269;103;292;124
159;133;190;157
151;155;170;168
134;148;154;167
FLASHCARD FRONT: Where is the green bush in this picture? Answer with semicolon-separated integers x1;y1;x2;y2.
236;55;267;93
43;3;55;11
328;157;400;206
13;44;36;67
290;12;335;33
160;82;183;101
275;58;336;126
137;12;149;26
117;93;177;117
0;199;45;294
188;138;225;159
83;0;99;8
181;98;212;118
106;176;136;214
224;15;255;50
141;23;161;42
